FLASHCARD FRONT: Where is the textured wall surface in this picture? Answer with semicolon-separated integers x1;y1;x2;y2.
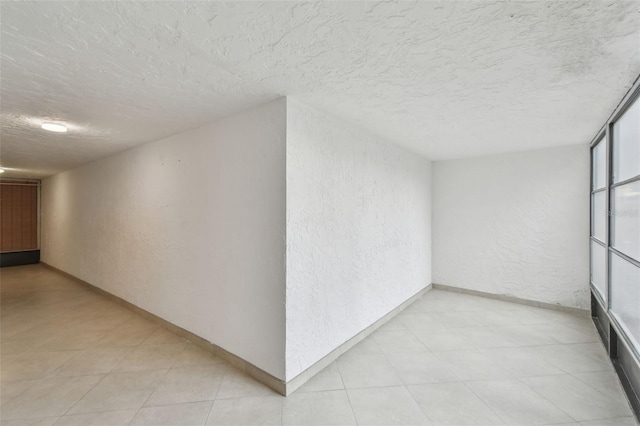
432;145;590;309
286;99;432;380
2;1;640;178
41;99;287;379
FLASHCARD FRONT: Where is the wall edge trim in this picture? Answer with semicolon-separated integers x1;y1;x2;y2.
40;262;287;395
432;283;590;317
284;283;433;395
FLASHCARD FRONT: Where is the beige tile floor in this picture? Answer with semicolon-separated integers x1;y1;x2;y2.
1;264;638;426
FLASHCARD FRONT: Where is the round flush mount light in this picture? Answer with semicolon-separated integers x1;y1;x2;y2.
41;122;68;133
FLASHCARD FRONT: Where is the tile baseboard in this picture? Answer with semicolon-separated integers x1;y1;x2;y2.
432;283;590;317
40;262;433;396
40;262;286;395
284;284;433;395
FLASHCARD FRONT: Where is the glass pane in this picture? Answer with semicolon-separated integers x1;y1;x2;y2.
610;253;640;350
612;180;640;261
591;191;606;242
590;240;607;302
592;138;607;190
613;96;640;183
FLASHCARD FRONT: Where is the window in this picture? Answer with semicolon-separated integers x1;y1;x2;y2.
609;94;640;351
590;136;607;302
590;91;640;358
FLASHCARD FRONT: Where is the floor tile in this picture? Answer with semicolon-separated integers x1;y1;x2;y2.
67;369;166;414
478;347;566;378
51;347;130;377
296;363;344;392
434;310;487;328
533;345;613;374
372;330;429;353
1;375;103;421
1;379;39;407
471;310;521;327
94;326;157;348
466;379;576;425
492;325;561;346
347;386;430;425
563;322;600;340
376;315;408;331
1;337;47;355
173;343;227;367
385;351;460;384
336;354;403;388
2;265;634;426
527;324;598;344
570;343;612;363
130;400;212;426
282;389;356;426
397;312;442;330
215;368;279;399
206;396;283;425
145;364;226;406
0;351;78;382
3;325;69;344
34;330;107;352
432;350;513;381
141;327;188;345
521;375;634;421
408;382;504;425
506;307;568;325
414;326;517;351
412;328;477;351
1;417;60;425
407;292;479;313
53;409;137;426
532;310;592;326
117;316;158;331
572;371;627;400
338;337;382;358
112;343;186;372
64;313;131;333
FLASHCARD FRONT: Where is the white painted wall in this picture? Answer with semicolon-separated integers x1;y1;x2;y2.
285;99;432;380
41;99;287;379
432;145;590;309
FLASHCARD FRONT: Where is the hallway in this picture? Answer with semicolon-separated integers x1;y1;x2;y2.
0;265;637;425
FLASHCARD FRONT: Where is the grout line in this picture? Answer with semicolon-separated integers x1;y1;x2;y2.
280;390;284;426
569;370;638;416
514;376;582;423
126;367;173;426
460;380;508;424
51;406;139;424
375;344;433;423
60;373;109;418
337;364;359;426
0;378;40;408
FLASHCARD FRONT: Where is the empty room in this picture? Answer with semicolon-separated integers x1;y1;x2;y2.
0;1;639;425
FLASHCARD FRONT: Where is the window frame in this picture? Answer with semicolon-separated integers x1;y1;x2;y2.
589;79;640;365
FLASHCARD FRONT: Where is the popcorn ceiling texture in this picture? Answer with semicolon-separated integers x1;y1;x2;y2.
2;1;639;178
432;145;590;310
286;99;432;379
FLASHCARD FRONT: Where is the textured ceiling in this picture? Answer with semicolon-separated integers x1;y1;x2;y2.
1;1;639;179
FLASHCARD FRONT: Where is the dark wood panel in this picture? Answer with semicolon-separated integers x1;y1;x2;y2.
0;183;38;252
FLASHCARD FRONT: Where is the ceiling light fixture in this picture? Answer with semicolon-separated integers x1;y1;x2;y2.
41;122;68;133
0;167;5;174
